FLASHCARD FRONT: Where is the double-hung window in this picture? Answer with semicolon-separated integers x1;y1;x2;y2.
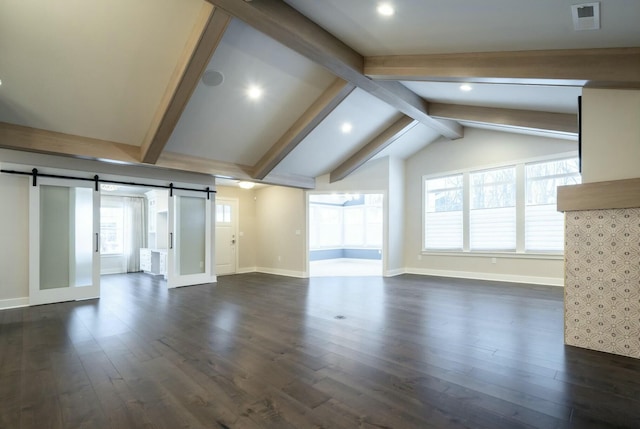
470;167;516;251
424;174;463;250
525;158;581;252
423;156;580;255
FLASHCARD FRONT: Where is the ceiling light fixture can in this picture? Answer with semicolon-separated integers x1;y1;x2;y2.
247;85;263;100
341;122;353;133
377;3;395;17
238;181;255;189
460;84;472;91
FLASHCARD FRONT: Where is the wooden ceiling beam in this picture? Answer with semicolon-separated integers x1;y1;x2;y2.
365;47;640;86
205;0;463;140
252;78;355;180
140;4;231;164
0;122;141;163
156;151;315;189
429;103;578;134
330;115;417;183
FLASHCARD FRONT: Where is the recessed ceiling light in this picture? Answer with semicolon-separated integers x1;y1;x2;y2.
341;122;353;133
246;85;263;100
238;181;255;189
460;84;473;92
377;3;395;17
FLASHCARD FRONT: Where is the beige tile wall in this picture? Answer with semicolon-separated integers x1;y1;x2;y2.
565;208;640;359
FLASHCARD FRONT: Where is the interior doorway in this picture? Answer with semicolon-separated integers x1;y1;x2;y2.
308;193;383;277
99;184;159;281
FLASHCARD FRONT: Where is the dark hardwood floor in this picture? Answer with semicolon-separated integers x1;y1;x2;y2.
1;272;639;429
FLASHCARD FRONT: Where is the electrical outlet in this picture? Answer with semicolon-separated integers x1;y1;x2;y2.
277;255;282;262
491;257;497;264
200;261;204;268
417;254;422;261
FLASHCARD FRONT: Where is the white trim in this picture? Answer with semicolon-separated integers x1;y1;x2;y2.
420;251;564;260
236;266;257;274
255;267;308;278
405;267;564;287
0;297;29;310
384;268;405;277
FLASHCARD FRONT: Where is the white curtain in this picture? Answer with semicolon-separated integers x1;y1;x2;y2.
123;197;147;272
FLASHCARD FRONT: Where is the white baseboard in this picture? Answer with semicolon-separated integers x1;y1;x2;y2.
404;267;564;287
255;267;308;278
236;267;257;274
100;268;125;275
384;268;405;277
0;297;29;310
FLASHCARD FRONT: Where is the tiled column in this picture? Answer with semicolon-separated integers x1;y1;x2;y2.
564;208;640;358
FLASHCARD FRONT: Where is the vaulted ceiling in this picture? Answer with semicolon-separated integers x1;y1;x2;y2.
1;0;639;188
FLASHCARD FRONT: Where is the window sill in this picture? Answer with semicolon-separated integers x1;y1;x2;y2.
420;250;564;260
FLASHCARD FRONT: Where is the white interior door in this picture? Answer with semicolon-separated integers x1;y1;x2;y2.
215;198;238;275
29;178;100;305
167;189;215;288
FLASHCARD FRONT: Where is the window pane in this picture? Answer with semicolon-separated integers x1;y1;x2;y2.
365;206;383;247
344;207;364;246
470;167;516;250
100;206;124;254
425;174;463;250
310;205;341;248
525;158;581;251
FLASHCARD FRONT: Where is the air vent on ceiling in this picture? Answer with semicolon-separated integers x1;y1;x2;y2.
571;2;600;31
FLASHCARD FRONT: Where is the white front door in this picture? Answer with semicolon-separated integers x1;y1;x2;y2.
167;189;215;288
215;198;238;275
29;178;100;305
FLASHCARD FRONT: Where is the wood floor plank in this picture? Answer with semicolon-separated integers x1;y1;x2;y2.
2;272;640;428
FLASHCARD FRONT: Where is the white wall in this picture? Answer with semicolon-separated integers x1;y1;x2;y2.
255;185;306;277
582;88;640;183
387;156;405;275
0;174;29;308
404;127;578;285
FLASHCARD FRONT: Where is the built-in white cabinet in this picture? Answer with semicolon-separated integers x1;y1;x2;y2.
140;190;169;278
140;248;167;277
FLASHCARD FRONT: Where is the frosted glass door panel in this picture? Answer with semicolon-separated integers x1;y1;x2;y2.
178;196;206;275
39;186;94;290
40;185;71;289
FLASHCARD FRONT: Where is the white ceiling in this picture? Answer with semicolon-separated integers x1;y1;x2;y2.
284;0;640;56
272;88;402;177
403;82;583;114
165;18;336;165
0;0;636;188
0;0;203;145
373;123;442;161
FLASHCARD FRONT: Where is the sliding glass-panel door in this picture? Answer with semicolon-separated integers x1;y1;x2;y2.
167;189;215;288
29;178;100;305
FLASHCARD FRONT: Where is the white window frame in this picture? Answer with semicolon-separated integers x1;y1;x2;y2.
422;153;579;260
